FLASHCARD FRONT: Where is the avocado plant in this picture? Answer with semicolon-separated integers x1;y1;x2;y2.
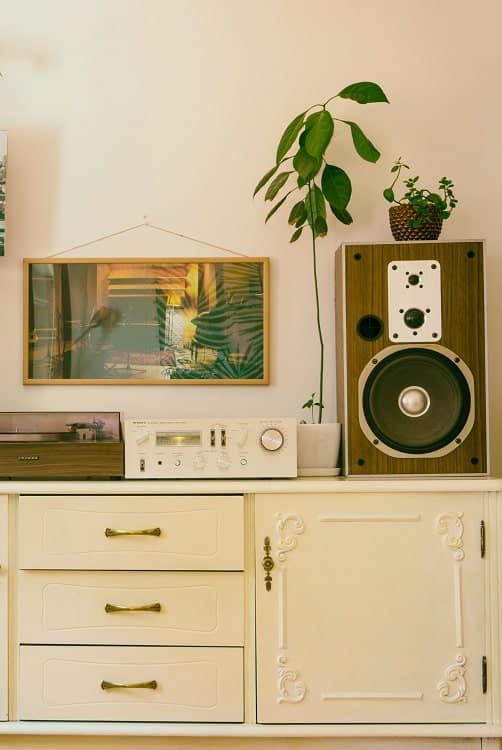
254;81;389;422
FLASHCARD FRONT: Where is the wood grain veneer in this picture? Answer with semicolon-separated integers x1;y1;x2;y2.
335;241;487;476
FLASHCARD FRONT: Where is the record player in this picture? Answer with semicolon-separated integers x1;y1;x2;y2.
0;412;124;479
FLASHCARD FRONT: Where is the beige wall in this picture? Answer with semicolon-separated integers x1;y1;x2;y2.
0;0;501;470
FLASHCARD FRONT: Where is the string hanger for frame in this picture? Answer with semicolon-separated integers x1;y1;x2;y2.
48;217;250;259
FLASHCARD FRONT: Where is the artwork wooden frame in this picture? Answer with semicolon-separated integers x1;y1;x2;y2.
0;132;6;256
24;257;269;385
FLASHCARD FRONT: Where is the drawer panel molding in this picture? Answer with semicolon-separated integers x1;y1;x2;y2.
18;570;244;645
18;495;244;570
19;645;244;722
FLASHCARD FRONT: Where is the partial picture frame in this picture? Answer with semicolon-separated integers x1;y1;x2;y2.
24;257;269;385
0;132;6;256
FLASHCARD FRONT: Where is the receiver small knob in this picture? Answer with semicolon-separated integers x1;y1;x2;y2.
216;452;231;469
135;432;150;445
260;428;284;452
192;453;206;470
235;428;249;448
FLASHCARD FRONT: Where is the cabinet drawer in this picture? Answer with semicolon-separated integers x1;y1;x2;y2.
19;645;243;721
18;570;244;645
18;495;244;570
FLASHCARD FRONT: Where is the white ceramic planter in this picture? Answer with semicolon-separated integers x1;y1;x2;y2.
297;422;341;477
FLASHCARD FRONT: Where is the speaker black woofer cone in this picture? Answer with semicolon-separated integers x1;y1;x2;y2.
358;345;475;457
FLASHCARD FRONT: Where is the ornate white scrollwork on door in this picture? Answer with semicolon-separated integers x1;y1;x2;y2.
277;654;306;703
437;654;467;703
272;513;307;703
434;511;465;649
434;512;465;560
275;513;305;562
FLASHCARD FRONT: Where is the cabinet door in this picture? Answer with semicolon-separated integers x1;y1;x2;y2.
0;496;7;720
255;492;487;724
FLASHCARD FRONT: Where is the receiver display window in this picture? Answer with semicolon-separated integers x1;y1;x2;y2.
156;432;201;447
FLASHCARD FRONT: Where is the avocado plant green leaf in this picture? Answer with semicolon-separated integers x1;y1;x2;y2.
253;164;280;197
321;164;352;213
276;111;307;163
304;110;335;158
341;120;381;163
264;171;293;201
337;81;389;104
254;81;389;422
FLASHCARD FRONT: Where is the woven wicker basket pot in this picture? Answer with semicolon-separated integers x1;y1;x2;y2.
389;204;443;241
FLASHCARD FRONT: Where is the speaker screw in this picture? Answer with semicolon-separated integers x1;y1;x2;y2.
372;358;378;364
354;253;362;261
432;332;438;338
357;458;365;466
456;438;462;444
454;357;460;363
467;251;476;258
471;457;479;465
373;439;379;445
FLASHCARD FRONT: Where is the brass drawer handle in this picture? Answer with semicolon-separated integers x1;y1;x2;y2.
105;527;161;537
105;602;162;613
101;680;158;690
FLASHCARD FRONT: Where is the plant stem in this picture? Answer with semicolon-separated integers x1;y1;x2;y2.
307;181;324;424
322;94;339;108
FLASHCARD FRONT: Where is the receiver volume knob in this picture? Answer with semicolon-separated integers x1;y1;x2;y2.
260;428;284;452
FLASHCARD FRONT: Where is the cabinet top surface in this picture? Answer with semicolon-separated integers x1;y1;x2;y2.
1;476;501;495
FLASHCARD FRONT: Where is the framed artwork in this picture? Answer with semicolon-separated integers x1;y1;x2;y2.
0;132;6;256
24;257;269;385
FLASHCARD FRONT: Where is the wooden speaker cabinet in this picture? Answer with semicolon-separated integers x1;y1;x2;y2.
335;241;488;477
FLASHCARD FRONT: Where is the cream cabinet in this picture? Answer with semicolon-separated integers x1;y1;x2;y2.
255;491;488;724
0;478;499;748
0;495;7;721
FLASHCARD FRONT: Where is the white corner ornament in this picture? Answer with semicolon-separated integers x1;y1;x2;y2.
437;655;467;703
275;513;305;562
434;512;465;561
277;655;307;703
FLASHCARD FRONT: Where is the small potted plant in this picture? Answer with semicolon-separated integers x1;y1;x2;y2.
383;157;458;241
254;81;389;474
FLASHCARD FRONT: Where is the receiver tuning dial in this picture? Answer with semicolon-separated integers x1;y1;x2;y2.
260;427;284;452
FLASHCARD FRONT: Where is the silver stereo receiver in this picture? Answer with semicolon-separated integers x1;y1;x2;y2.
124;417;297;479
